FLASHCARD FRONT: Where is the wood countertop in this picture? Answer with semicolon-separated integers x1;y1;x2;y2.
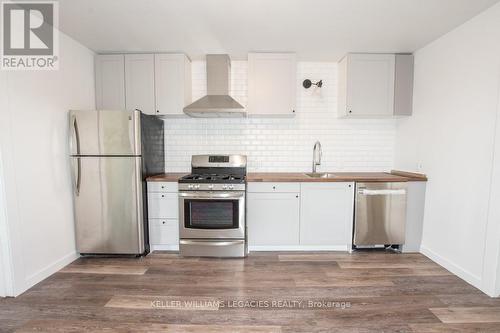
247;171;426;182
146;173;188;182
147;170;426;182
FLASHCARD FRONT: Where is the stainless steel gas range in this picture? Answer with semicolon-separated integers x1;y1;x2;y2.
178;155;247;257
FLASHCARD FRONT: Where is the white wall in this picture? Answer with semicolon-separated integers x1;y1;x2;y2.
486;70;500;297
394;2;500;296
0;32;95;296
164;61;397;172
0;148;10;298
0;60;13;298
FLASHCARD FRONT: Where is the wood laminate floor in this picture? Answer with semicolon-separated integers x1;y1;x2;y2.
1;251;500;332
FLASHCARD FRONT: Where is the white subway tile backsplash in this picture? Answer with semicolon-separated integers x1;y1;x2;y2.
164;61;396;172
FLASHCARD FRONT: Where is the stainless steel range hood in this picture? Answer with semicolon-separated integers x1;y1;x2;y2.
184;54;245;117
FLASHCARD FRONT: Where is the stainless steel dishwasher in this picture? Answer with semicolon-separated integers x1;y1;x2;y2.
353;182;407;248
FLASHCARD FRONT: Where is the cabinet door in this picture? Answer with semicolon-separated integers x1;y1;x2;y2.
95;55;125;110
247;53;296;116
154;54;191;116
125;54;155;114
394;54;414;116
346;54;395;117
247;192;300;246
299;183;354;246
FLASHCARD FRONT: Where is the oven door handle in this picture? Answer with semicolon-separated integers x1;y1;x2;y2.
179;192;245;199
180;239;245;247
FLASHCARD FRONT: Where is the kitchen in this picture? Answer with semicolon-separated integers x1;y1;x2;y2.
2;1;500;332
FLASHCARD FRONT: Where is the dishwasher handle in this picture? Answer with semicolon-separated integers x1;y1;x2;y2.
357;188;406;196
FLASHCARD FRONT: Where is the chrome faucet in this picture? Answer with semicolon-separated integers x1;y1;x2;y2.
312;141;322;173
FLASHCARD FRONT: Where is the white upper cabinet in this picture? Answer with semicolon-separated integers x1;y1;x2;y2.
154;54;192;116
95;55;126;110
125;54;156;115
95;53;191;116
247;53;296;116
338;53;413;117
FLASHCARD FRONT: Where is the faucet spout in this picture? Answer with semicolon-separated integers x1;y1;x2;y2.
312;141;322;173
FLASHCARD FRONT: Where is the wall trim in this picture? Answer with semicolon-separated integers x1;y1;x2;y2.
249;245;349;252
420;245;482;290
20;252;79;296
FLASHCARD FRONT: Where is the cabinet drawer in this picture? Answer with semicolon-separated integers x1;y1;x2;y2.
147;182;178;193
247;182;300;193
149;219;179;245
147;192;178;219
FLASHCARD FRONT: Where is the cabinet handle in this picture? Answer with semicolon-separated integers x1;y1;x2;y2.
162;221;166;224
296;195;299;198
272;186;276;190
348;110;352;114
292;109;295;113
161;195;165;198
156;110;160;113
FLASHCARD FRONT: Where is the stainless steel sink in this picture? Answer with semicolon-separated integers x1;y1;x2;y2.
305;173;339;178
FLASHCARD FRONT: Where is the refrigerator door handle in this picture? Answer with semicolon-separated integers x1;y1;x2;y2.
71;115;81;155
76;157;81;195
72;157;81;196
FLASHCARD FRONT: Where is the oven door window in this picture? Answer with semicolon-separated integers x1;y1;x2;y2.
184;199;239;229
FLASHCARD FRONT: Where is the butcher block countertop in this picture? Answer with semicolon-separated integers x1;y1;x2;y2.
247;171;426;182
147;173;188;182
147;170;427;183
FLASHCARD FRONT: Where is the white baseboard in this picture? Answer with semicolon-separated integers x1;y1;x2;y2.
249;245;348;252
21;251;79;296
151;245;348;252
151;245;179;251
420;245;482;289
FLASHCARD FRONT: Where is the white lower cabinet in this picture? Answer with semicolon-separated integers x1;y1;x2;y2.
147;182;179;250
149;218;179;246
247;192;300;246
247;182;354;250
299;183;354;248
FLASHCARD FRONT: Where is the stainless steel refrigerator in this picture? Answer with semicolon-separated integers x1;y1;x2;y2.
69;110;164;255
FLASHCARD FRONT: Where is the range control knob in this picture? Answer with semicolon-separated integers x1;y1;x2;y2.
228;185;234;190
222;185;228;190
208;185;214;190
194;185;200;189
188;184;193;189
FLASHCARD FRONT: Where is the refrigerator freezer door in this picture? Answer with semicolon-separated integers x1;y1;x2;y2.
72;156;144;254
69;110;141;156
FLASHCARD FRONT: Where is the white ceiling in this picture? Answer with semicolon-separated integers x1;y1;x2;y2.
58;0;500;61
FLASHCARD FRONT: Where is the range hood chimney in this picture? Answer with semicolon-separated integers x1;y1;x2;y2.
183;54;245;117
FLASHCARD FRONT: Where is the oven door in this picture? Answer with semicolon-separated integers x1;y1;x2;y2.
179;191;245;239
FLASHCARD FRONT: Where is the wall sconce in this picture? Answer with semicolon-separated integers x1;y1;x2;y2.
303;79;323;89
